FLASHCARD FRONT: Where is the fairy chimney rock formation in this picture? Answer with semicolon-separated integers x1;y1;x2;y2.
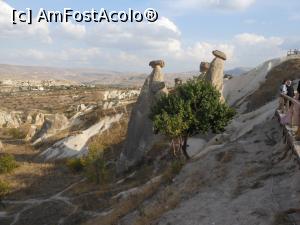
200;62;210;73
199;62;210;80
205;50;227;100
117;60;168;173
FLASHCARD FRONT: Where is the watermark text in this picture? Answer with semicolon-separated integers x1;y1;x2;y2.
12;8;159;25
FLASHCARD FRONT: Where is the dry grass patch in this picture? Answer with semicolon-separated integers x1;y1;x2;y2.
85;176;163;225
88;119;128;161
132;186;181;225
0;161;79;200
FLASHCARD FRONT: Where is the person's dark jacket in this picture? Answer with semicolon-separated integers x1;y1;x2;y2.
287;85;295;98
297;81;300;100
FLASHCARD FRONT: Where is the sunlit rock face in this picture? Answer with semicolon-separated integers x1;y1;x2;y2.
0;111;22;128
117;60;168;173
0;140;3;152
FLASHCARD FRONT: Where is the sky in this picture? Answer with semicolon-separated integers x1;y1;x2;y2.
1;0;300;72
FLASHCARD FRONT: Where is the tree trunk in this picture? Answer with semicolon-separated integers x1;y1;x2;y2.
182;136;190;160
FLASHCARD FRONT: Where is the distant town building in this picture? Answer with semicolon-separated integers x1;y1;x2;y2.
0;79;76;93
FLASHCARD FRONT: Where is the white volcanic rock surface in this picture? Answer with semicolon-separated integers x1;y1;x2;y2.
40;114;123;161
223;56;290;106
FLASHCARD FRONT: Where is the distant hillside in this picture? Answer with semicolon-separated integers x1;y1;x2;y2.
0;64;198;87
0;64;143;85
0;64;253;87
225;67;252;76
245;58;300;111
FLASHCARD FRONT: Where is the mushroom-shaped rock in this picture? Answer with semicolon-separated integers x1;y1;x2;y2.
205;50;227;101
117;60;168;173
200;62;210;73
212;50;227;61
149;60;166;83
149;60;165;69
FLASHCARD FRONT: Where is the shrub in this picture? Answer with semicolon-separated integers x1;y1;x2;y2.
0;154;18;174
66;158;84;173
0;180;10;199
150;79;235;159
83;146;109;184
7;128;26;139
66;146;109;184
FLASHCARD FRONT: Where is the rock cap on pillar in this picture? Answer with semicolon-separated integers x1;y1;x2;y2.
149;60;165;68
212;50;227;61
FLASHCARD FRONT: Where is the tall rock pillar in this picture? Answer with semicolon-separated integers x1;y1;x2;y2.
117;60;168;173
205;50;227;101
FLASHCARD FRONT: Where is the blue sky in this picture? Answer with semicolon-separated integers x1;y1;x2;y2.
1;0;300;72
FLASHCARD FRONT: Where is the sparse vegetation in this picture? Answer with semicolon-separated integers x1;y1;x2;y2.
66;148;110;184
0;180;10;199
66;141;111;184
83;147;110;184
66;158;85;173
66;121;128;184
0;154;18;174
7;128;26;139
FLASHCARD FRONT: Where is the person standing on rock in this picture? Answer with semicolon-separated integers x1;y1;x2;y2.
297;80;300;100
279;79;288;112
285;80;295;108
286;80;295;98
280;79;287;95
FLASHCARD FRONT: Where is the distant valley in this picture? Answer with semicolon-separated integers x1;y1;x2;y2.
0;64;251;87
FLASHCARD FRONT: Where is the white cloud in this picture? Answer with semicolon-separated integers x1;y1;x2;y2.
0;2;289;73
85;16;181;52
230;33;286;67
168;0;256;11
235;33;283;45
155;17;181;35
0;1;51;43
235;33;266;44
60;22;86;39
185;42;234;60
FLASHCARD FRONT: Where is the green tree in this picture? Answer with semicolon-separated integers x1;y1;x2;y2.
150;79;235;159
